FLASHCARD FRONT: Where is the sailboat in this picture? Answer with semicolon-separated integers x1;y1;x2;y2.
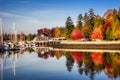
8;22;20;50
0;18;9;51
0;18;10;51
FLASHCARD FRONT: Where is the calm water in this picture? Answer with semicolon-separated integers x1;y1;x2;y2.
0;48;120;80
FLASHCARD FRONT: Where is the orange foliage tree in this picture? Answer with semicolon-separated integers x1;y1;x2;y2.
53;27;61;38
91;27;103;40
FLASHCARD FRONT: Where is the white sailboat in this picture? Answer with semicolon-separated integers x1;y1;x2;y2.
0;18;10;51
0;18;3;45
8;22;19;50
0;18;6;51
13;22;17;43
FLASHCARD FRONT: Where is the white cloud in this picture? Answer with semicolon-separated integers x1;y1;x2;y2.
0;12;27;18
0;12;40;24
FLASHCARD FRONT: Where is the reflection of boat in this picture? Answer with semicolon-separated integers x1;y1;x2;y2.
0;51;22;80
0;51;9;80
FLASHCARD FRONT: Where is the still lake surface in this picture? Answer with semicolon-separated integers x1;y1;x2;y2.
0;48;120;80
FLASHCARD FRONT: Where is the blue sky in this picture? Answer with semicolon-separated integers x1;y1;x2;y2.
0;0;120;34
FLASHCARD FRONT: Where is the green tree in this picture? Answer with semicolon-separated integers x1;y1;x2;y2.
27;34;34;41
110;9;120;40
84;13;89;26
64;16;74;39
83;13;91;38
77;14;83;30
118;8;120;21
105;27;112;40
88;8;95;28
94;15;104;28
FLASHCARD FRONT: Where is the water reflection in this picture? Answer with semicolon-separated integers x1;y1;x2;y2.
0;48;120;80
36;48;120;80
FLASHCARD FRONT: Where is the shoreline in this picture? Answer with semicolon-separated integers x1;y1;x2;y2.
51;40;120;50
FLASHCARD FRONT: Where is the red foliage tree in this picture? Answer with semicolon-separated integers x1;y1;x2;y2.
102;22;112;34
91;27;103;40
37;28;52;36
71;28;83;40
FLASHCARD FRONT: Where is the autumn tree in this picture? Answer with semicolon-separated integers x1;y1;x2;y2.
82;26;90;39
64;16;74;39
37;28;52;37
71;28;83;40
94;15;104;28
91;27;102;40
113;27;120;39
53;27;61;38
77;14;83;30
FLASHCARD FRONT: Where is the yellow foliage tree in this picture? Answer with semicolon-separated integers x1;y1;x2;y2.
53;27;61;38
113;27;120;39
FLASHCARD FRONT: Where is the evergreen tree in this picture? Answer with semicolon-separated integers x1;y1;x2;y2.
88;8;95;31
77;14;83;30
64;16;74;39
84;13;89;26
118;8;120;21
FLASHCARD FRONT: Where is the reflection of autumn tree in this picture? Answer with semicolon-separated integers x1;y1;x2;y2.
114;54;120;77
71;52;84;64
70;52;84;74
83;52;96;80
36;50;120;80
55;51;62;60
91;52;104;73
103;53;120;79
64;52;74;72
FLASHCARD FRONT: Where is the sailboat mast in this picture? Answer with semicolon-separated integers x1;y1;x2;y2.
13;23;17;42
0;18;3;44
